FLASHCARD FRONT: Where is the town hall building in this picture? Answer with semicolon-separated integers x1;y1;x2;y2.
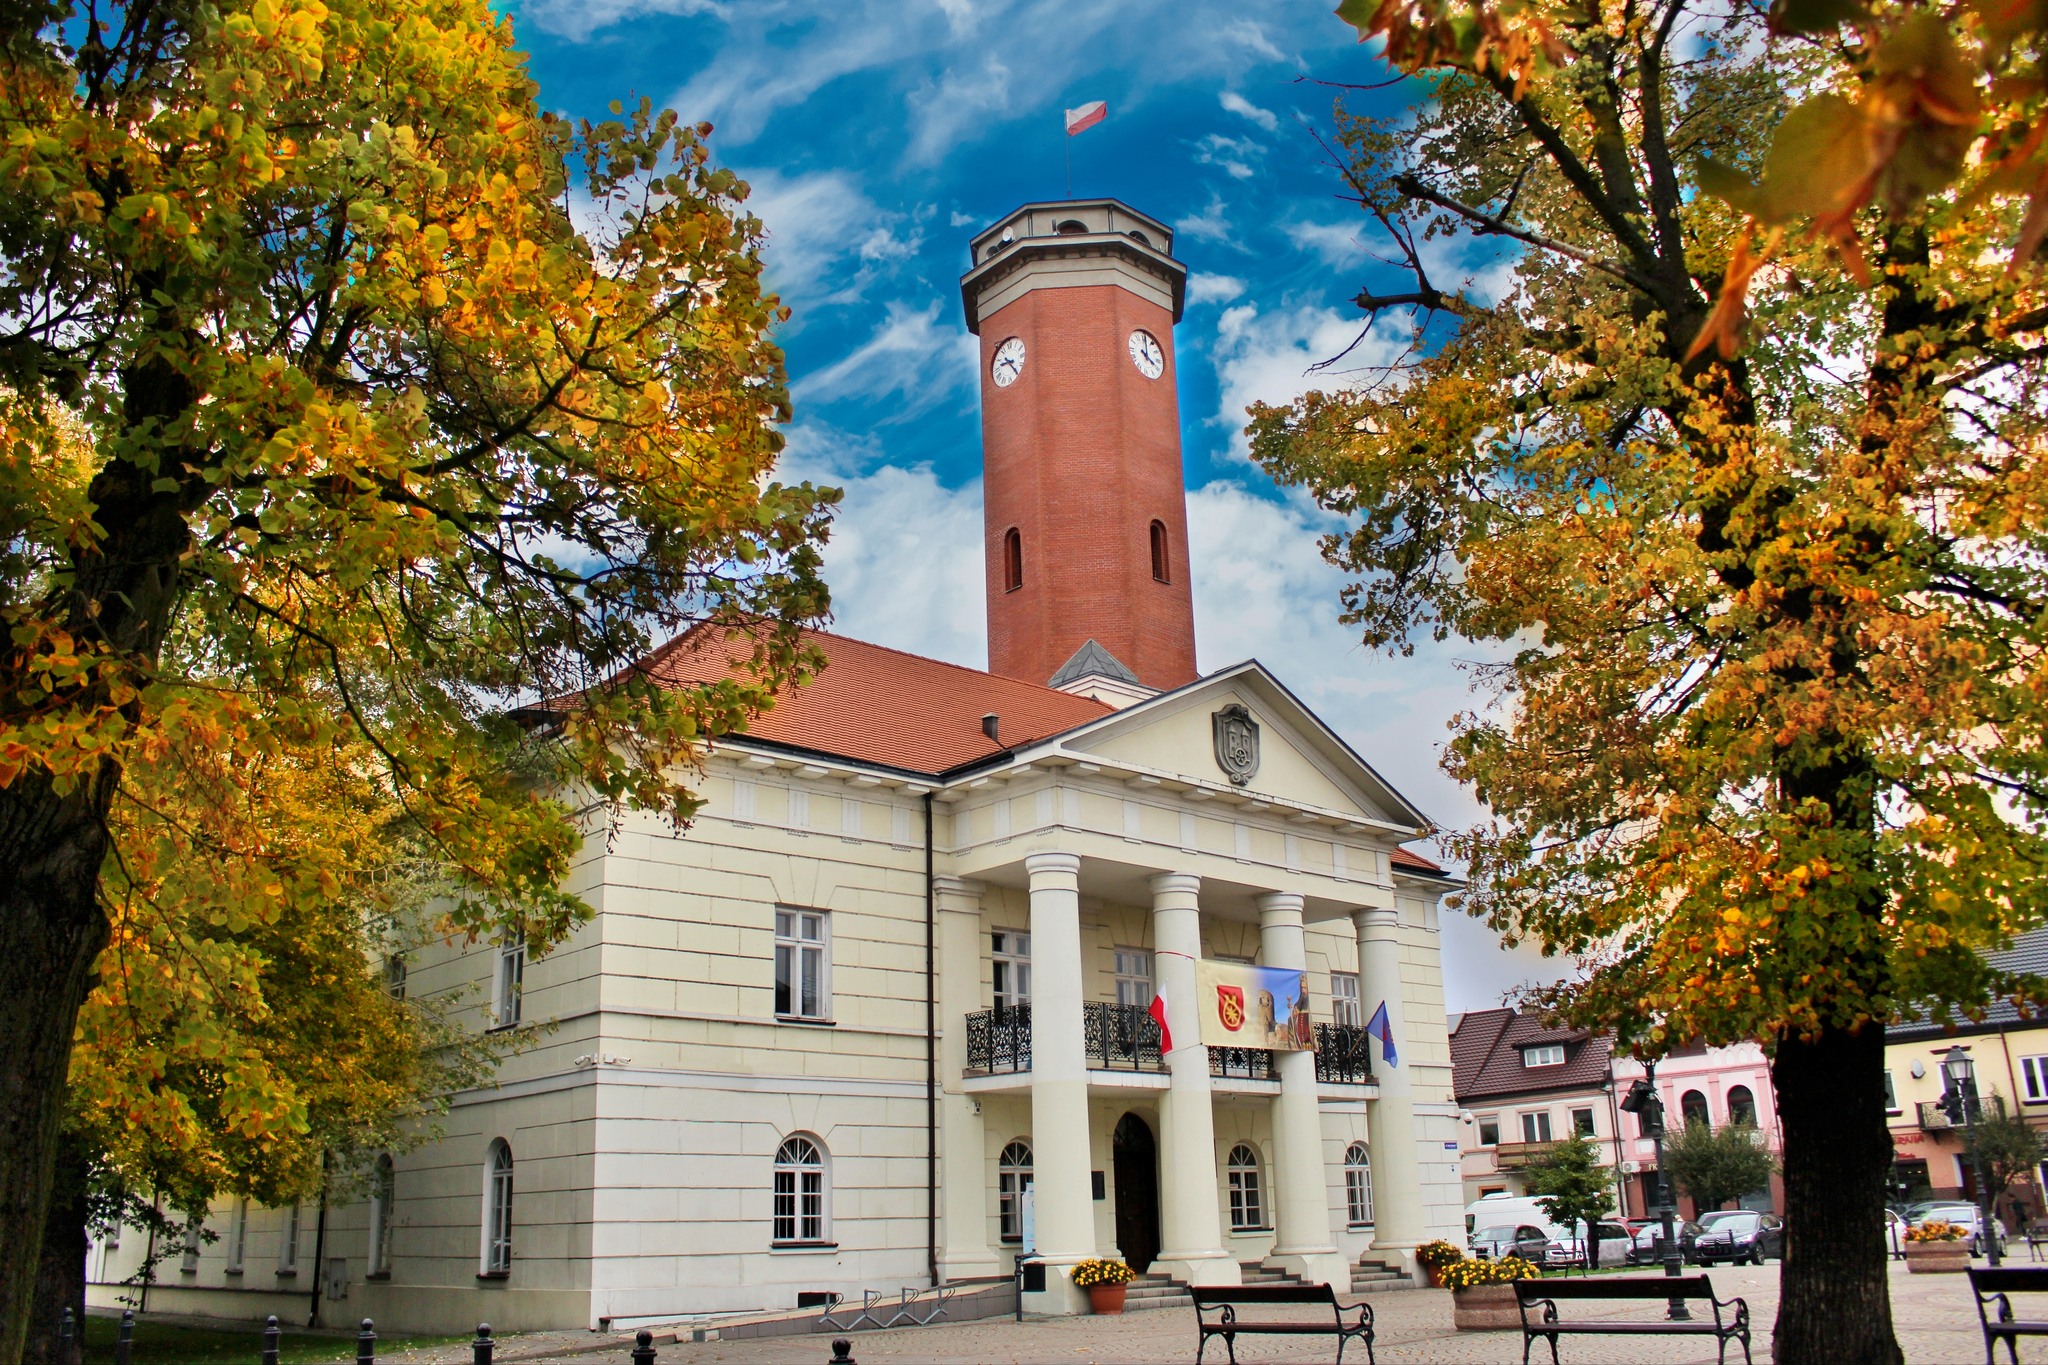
91;199;1469;1333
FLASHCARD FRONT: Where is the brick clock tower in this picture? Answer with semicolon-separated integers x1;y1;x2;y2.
959;200;1197;694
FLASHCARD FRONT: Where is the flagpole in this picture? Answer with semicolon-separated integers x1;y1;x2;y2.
1065;133;1071;199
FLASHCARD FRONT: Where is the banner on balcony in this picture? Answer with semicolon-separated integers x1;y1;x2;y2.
1193;961;1313;1051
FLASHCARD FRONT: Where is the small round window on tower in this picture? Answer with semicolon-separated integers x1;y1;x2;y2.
1053;219;1088;236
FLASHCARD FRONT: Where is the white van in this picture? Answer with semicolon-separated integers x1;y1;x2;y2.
1465;1193;1558;1238
1465;1194;1630;1267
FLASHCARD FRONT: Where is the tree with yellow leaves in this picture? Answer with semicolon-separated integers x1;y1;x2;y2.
0;0;834;1354
1251;0;2048;1357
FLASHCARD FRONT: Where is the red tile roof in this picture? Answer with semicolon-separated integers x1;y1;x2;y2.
641;625;1111;776
1451;1007;1613;1103
1391;846;1444;873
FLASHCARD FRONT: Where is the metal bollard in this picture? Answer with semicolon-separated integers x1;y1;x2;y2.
115;1307;135;1365
356;1316;377;1365
472;1321;494;1365
828;1338;857;1364
630;1327;657;1364
59;1306;73;1353
262;1314;282;1365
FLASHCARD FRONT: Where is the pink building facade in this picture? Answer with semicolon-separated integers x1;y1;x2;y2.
1610;1042;1785;1218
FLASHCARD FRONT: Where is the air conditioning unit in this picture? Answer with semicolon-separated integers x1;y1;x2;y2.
1622;1161;1641;1174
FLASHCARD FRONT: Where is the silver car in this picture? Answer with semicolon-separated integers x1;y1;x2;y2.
1543;1221;1636;1269
1915;1202;2008;1256
1470;1223;1549;1262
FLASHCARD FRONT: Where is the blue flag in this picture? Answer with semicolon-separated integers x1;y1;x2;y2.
1365;1000;1400;1068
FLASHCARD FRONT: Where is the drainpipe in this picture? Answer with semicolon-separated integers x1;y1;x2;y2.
307;1151;330;1327
1604;1059;1630;1218
924;790;938;1288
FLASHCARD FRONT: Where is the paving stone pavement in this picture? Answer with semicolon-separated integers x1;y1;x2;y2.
373;1260;2020;1364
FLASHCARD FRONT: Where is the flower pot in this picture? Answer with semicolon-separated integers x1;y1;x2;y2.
1426;1265;1448;1288
1087;1283;1127;1314
1451;1283;1521;1330
1906;1240;1969;1274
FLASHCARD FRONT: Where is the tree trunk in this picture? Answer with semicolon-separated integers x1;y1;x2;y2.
23;1135;89;1365
1771;1022;1902;1365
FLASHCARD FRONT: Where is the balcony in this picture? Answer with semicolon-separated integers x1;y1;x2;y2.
963;1003;1167;1076
1313;1023;1376;1085
1209;1046;1274;1080
1919;1094;2008;1132
1493;1141;1559;1169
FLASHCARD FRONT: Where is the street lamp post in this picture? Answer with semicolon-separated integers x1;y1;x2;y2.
1620;1059;1690;1321
1941;1045;2003;1266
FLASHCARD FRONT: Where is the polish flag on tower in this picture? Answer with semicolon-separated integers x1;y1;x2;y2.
1065;100;1108;136
1148;987;1173;1052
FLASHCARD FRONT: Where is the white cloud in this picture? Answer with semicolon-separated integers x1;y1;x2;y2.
519;0;722;43
793;300;979;415
1285;218;1367;266
737;169;918;308
1178;192;1236;245
906;55;1014;166
1416;233;1522;307
1221;18;1288;62
1193;132;1262;181
1187;274;1247;306
1219;90;1279;132
1209;300;1402;458
949;209;980;228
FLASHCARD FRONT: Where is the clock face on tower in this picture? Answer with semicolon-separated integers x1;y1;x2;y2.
1128;329;1164;379
990;337;1026;388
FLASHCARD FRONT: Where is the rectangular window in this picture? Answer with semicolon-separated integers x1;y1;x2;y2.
492;933;524;1030
999;1170;1032;1243
1521;1111;1553;1143
1571;1107;1596;1138
1522;1044;1566;1067
1477;1117;1500;1147
279;1204;301;1274
1228;1167;1265;1231
383;954;407;1001
1330;972;1361;1029
992;931;1031;1010
775;909;830;1019
180;1223;201;1274
2022;1057;2048;1103
1884;1070;1900;1112
1112;948;1154;1007
228;1200;248;1273
773;1167;825;1243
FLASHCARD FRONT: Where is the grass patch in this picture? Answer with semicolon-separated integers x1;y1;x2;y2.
85;1315;465;1364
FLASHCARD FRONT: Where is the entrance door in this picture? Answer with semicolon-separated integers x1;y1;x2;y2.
1113;1112;1161;1273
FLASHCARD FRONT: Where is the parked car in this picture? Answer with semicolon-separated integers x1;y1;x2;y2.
1626;1218;1703;1266
1470;1223;1550;1262
1914;1202;2008;1256
1693;1210;1785;1265
1543;1221;1636;1268
1883;1208;1909;1260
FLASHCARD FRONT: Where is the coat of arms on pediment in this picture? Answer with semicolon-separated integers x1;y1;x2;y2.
1212;704;1260;786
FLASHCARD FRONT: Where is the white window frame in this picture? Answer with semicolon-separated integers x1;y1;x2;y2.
1477;1115;1500;1147
180;1220;202;1274
1885;1070;1900;1113
278;1204;301;1274
384;953;407;1001
1521;1111;1553;1143
775;909;831;1020
227;1199;248;1274
369;1153;395;1277
998;1140;1033;1243
1571;1107;1596;1137
491;932;524;1030
992;930;1031;1010
1227;1144;1267;1231
1331;972;1362;1029
482;1140;514;1275
1112;948;1154;1008
2022;1056;2048;1103
773;1135;830;1245
1523;1044;1566;1067
1344;1143;1374;1228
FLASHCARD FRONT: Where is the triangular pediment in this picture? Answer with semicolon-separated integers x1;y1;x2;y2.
1037;662;1430;832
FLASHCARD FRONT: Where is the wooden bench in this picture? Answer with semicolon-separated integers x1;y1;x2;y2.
2024;1221;2048;1262
1970;1266;2048;1364
1191;1283;1374;1364
1514;1275;1751;1365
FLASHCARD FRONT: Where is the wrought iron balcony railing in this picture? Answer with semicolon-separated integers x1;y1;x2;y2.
1313;1023;1376;1084
1209;1046;1274;1080
964;1004;1031;1075
1919;1093;2008;1132
1083;1001;1166;1072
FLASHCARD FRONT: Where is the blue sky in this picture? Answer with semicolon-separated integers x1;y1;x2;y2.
503;0;1558;1011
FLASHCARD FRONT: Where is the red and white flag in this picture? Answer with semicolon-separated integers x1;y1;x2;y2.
1065;101;1107;136
1148;987;1173;1052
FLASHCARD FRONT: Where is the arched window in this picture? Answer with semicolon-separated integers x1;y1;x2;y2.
1726;1085;1757;1127
1053;219;1088;235
998;1140;1033;1243
1226;1144;1266;1231
481;1140;513;1274
1149;520;1170;583
369;1153;396;1276
774;1135;828;1245
1003;528;1023;592
1127;229;1153;247
1344;1143;1374;1228
1681;1090;1711;1129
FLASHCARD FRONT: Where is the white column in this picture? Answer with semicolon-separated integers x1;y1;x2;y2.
1355;902;1427;1279
1025;852;1094;1313
935;877;1000;1282
1149;874;1237;1287
1259;893;1348;1286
